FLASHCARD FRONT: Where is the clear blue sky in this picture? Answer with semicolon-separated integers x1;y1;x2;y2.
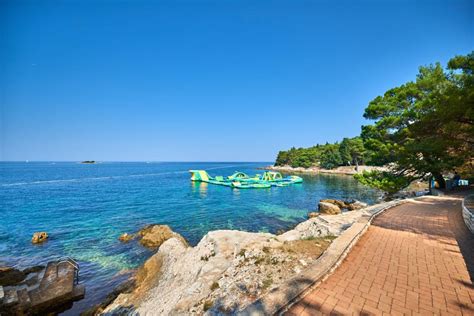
1;0;472;161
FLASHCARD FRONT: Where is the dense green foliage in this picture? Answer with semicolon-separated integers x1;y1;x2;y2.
339;137;365;167
354;171;413;195
360;52;474;189
275;137;371;169
275;51;473;193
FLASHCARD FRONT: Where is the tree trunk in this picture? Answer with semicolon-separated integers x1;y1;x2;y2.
433;172;446;189
429;176;433;194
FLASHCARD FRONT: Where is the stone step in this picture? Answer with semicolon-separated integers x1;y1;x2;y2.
55;261;75;293
29;260;78;312
0;260;83;315
39;262;58;290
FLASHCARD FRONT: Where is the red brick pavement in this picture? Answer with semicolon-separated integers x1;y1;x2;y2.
285;197;474;315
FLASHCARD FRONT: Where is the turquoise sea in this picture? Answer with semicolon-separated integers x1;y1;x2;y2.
0;162;380;313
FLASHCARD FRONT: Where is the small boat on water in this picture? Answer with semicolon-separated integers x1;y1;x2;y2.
189;170;303;189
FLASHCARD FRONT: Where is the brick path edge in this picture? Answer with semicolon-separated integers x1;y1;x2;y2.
239;198;411;316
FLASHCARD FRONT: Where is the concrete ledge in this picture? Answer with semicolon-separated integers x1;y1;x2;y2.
462;195;474;234
239;199;408;316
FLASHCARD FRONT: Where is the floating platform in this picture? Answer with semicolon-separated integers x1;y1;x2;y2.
189;170;302;189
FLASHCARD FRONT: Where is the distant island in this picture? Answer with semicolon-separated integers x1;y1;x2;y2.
80;161;96;164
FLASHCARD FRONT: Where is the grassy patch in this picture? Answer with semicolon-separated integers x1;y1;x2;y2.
210;282;219;291
203;300;213;311
262;276;273;290
254;256;266;265
281;237;333;257
201;250;216;261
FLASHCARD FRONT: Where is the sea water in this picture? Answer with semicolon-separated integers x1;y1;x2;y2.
0;162;380;313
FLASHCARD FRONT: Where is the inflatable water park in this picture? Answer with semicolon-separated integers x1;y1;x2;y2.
189;170;303;189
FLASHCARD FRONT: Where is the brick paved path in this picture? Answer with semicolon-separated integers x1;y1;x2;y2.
286;197;474;315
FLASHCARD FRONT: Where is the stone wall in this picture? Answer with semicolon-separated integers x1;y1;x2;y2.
462;195;474;233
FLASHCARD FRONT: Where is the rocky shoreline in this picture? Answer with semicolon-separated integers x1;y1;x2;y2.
264;164;387;175
0;198;412;315
98;199;398;315
1;190;428;315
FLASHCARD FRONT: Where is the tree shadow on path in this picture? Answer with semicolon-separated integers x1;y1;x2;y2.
373;197;474;283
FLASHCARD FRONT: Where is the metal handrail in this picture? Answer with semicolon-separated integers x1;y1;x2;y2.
55;256;80;284
58;256;79;269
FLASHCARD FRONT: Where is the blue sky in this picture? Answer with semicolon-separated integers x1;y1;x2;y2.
1;0;472;161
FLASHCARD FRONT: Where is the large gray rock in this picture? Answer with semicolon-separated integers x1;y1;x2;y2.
318;202;341;215
320;199;348;209
319;199;369;212
347;200;368;210
102;231;281;315
118;232;135;242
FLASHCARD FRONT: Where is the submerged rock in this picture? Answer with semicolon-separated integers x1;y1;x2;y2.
31;232;48;244
318;202;341;215
118;233;135;242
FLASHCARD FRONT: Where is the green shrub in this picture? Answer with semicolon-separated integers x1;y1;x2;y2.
354;170;412;195
203;300;213;311
210;282;219;291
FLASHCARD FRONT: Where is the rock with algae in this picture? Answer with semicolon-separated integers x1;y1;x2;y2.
31;232;48;244
138;224;187;249
118;224;187;249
